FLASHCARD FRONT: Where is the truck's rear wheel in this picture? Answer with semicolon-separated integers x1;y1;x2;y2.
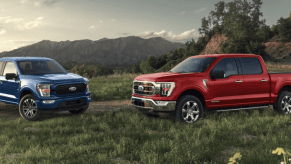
274;91;291;115
175;95;203;123
19;94;40;121
69;104;89;114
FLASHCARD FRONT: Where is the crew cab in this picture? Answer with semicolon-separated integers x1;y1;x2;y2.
0;57;91;121
131;54;291;123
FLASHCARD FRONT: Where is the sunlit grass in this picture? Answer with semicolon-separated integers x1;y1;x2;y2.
0;62;291;163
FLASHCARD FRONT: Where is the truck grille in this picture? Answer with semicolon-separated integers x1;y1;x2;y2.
133;81;155;96
56;83;86;95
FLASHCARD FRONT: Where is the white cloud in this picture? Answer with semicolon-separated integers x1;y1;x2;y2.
20;0;28;4
109;19;116;22
0;30;6;35
89;25;95;29
15;17;44;30
180;11;186;15
137;29;200;42
99;20;103;23
194;8;206;13
5;18;23;23
34;2;40;7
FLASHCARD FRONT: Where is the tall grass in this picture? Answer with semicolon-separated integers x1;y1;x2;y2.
0;62;290;163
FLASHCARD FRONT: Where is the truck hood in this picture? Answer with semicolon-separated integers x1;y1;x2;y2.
21;73;85;83
134;72;203;81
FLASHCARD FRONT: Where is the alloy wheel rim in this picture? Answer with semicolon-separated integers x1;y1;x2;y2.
182;101;199;123
22;98;37;118
281;95;291;114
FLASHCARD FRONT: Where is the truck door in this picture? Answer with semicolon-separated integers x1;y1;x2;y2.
0;61;20;104
207;57;246;108
237;57;270;105
0;61;6;102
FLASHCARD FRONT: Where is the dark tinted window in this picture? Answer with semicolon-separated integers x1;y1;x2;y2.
3;62;18;76
239;57;262;75
211;58;238;78
17;60;67;75
169;57;217;73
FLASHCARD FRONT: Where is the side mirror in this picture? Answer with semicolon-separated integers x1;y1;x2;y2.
6;73;17;80
210;70;225;79
66;70;71;73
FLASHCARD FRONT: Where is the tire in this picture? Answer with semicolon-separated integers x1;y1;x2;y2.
273;91;291;115
19;94;40;121
175;95;203;123
69;104;89;114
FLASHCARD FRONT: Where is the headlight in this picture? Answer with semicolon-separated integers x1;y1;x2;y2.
86;81;89;92
37;84;52;97
155;82;175;97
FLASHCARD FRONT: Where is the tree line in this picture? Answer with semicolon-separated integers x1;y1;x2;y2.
59;0;291;79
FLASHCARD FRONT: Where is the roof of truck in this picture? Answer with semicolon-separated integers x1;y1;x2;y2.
192;54;260;58
0;57;52;61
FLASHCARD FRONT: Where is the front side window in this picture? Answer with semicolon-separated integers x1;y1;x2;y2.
17;60;67;75
169;57;217;73
210;58;238;78
3;62;18;76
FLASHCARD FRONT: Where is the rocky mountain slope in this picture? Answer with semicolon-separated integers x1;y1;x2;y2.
0;36;185;69
199;34;290;63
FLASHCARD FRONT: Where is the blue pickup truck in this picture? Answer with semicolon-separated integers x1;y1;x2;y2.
0;57;91;121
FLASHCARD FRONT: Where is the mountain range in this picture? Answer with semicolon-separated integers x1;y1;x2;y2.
0;36;186;70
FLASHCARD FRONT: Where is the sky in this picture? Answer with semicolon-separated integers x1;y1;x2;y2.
0;0;290;53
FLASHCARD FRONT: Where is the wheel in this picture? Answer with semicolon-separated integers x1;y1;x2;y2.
174;95;203;123
69;104;89;114
273;91;291;115
19;94;40;121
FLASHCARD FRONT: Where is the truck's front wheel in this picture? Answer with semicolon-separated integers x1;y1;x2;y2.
19;94;40;121
69;104;89;114
175;95;203;123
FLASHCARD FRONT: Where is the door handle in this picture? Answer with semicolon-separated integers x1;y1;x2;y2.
261;79;267;82
235;81;243;83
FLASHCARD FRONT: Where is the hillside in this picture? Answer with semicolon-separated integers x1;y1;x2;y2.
199;34;290;63
0;36;185;70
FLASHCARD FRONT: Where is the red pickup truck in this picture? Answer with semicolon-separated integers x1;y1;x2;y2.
131;54;291;123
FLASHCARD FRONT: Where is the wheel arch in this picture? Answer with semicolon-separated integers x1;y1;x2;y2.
175;89;206;112
275;85;291;103
18;88;37;104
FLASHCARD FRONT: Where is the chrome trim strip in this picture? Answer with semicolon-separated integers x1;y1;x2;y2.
0;93;17;99
203;79;208;89
131;96;176;111
261;79;267;82
235;81;243;83
216;105;269;112
211;101;220;103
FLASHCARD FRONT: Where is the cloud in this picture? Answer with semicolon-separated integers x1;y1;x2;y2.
15;17;44;30
180;11;186;15
0;29;6;35
5;18;23;23
34;2;40;6
99;20;103;23
137;29;200;42
109;19;116;22
20;0;28;4
89;25;95;29
43;0;60;5
194;8;206;13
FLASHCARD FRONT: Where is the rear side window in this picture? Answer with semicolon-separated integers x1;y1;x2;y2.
239;57;262;75
3;62;18;76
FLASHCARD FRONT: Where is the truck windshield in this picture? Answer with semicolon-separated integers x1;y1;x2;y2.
17;60;68;75
169;57;217;73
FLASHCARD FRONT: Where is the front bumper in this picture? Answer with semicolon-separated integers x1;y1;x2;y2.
131;96;176;112
35;93;91;113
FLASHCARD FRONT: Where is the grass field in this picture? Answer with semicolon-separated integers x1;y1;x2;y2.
0;62;291;164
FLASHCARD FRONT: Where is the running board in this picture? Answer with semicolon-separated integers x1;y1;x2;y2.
207;105;270;112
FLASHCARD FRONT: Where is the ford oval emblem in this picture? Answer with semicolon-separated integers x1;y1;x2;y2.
69;87;76;91
138;85;144;91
